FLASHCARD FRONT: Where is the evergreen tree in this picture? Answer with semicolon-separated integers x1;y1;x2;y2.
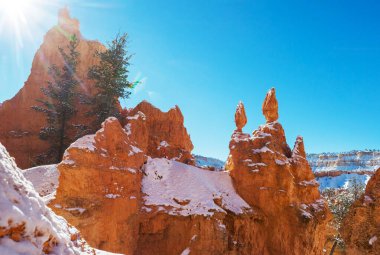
87;32;133;129
32;34;80;164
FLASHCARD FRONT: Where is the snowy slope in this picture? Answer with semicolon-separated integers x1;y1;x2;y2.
317;173;371;190
23;164;59;203
194;155;225;171
0;143;120;255
307;150;380;173
142;158;251;216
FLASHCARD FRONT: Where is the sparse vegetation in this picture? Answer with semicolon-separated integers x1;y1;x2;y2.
321;176;366;252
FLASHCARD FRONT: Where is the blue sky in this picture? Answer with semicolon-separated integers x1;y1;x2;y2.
0;0;379;160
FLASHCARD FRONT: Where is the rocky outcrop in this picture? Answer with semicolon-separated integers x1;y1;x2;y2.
0;143;116;255
226;88;331;255
0;8;105;168
308;151;379;177
52;117;144;254
124;101;194;164
341;167;380;254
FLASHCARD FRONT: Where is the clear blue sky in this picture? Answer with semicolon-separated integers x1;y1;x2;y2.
1;0;379;160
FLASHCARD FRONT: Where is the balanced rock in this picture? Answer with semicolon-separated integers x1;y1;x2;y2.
341;167;380;254
124;101;194;164
235;101;247;131
262;88;279;122
226;92;331;254
0;8;105;168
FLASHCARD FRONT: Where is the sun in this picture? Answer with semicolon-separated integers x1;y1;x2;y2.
0;0;59;51
0;0;31;15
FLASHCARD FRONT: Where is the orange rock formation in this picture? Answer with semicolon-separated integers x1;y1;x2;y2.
341;167;380;254
124;101;194;164
52;117;144;253
226;88;331;255
51;90;330;255
0;8;104;168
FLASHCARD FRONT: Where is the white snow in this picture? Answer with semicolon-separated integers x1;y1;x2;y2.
124;123;132;135
369;236;377;245
65;207;86;214
105;193;121;199
0;143;117;255
316;173;371;190
158;140;169;150
69;134;96;152
299;179;319;187
180;247;191;255
252;146;273;154
23;164;59;198
142;158;251;216
129;145;143;156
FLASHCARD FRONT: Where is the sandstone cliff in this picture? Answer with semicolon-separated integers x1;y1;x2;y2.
0;143;118;255
341;167;380;254
226;88;331;255
0;8;105;168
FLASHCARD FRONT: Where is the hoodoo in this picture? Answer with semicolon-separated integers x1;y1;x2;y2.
226;88;331;255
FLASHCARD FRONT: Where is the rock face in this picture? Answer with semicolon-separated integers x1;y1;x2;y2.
226;89;330;255
0;8;104;168
124;101;194;164
341;167;380;254
52;117;144;254
0;143;116;255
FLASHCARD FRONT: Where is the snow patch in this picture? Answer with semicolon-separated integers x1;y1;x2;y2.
142;158;251;216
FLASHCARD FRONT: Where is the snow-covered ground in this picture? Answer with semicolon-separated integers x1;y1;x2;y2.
194;155;225;171
316;173;371;190
23;164;59;203
142;158;251;216
0;143;121;255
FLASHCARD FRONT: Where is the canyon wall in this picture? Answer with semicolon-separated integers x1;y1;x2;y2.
226;88;331;255
0;8;104;168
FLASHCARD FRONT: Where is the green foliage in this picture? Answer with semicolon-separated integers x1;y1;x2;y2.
32;34;81;164
321;176;366;249
87;32;134;129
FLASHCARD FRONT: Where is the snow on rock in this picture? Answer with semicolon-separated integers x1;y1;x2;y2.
142;158;251;216
0;143;117;255
23;164;59;199
69;134;96;152
180;247;191;255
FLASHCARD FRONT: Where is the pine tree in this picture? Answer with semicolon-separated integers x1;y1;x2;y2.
32;34;80;164
87;32;133;129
